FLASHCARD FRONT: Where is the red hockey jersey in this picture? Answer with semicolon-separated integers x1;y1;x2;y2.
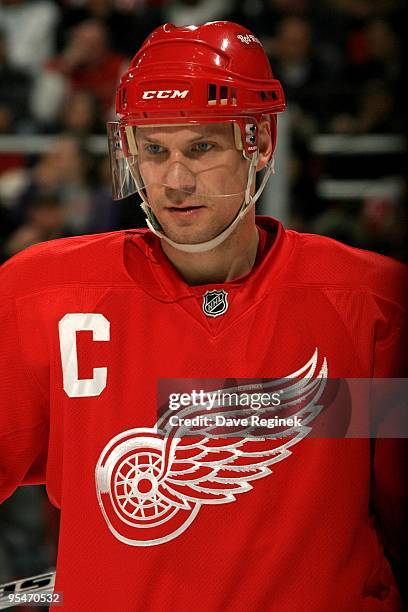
0;217;406;611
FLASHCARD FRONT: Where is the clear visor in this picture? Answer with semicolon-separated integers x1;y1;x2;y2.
107;118;258;202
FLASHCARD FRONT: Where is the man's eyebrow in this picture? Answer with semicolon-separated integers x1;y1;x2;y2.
137;128;228;143
137;135;164;144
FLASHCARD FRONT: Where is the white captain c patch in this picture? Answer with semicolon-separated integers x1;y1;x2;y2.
58;313;110;398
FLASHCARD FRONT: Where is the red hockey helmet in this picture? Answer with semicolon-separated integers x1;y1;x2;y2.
108;21;286;252
117;21;284;139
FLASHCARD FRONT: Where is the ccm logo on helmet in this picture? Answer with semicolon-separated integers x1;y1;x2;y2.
142;90;189;100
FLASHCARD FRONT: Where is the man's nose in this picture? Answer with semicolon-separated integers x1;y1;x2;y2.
163;160;196;196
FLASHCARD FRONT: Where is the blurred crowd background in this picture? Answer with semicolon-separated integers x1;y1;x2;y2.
0;0;406;602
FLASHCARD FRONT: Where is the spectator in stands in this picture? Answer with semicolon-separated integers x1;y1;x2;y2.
342;18;402;130
0;28;32;134
0;190;69;262
0;0;60;75
323;0;401;20
47;135;94;233
26;89;103;136
0;106;26;176
329;79;400;133
228;0;318;40
86;157;121;234
268;16;340;127
344;17;400;92
357;195;406;260
56;0;162;57
309;201;361;247
31;19;126;129
11;135;94;234
5;150;64;224
60;91;104;136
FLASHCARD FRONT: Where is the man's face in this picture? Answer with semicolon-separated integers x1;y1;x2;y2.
135;123;250;245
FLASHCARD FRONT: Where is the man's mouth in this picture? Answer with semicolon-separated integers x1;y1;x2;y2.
166;205;205;215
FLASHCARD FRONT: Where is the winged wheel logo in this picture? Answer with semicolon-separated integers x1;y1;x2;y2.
95;349;327;546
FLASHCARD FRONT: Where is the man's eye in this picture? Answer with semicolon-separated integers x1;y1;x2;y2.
192;142;213;153
145;144;165;154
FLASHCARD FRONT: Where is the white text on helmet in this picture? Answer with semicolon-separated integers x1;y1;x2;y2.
142;90;189;100
236;34;261;45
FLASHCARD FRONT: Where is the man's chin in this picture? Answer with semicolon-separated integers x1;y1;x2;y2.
163;232;213;246
158;224;219;246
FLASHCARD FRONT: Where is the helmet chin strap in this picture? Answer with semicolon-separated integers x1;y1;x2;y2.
140;154;275;254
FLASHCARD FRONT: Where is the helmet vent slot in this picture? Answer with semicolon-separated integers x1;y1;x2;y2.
208;83;217;105
207;84;237;106
220;85;228;105
260;90;280;102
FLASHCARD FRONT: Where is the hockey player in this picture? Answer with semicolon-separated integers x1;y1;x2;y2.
0;22;406;611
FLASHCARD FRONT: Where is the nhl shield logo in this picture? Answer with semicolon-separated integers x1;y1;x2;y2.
202;290;229;317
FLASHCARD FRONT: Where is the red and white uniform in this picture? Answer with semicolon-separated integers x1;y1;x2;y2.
0;217;406;611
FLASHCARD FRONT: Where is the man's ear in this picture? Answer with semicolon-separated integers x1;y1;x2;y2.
256;117;273;171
